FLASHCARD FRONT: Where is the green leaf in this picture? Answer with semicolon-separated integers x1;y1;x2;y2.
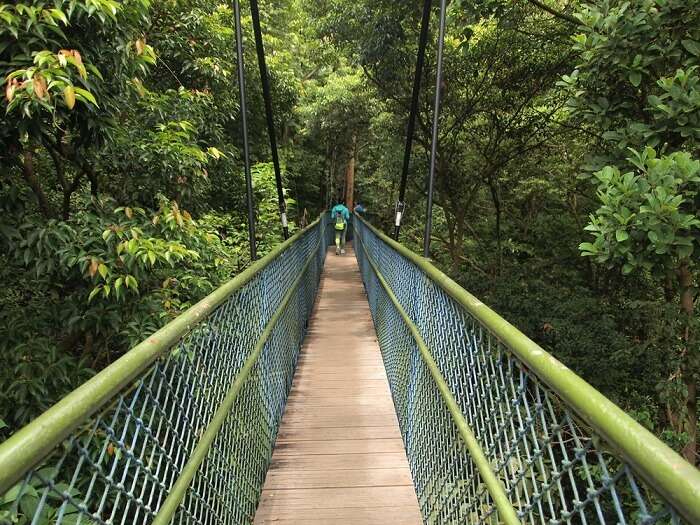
73;87;98;106
49;8;69;25
1;483;22;504
20;495;40;518
579;242;598;253
681;39;700;57
622;263;634;275
125;275;138;290
616;230;629;242
98;263;108;279
629;71;641;87
88;286;101;302
207;147;224;159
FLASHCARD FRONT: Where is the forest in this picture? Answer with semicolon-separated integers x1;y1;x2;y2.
0;0;698;481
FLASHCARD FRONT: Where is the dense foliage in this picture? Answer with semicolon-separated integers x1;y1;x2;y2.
305;0;699;464
0;0;306;438
1;0;698;474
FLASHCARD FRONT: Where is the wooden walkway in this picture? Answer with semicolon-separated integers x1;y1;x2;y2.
255;245;422;524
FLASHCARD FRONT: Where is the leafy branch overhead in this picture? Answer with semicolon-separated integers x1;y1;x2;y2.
581;148;700;275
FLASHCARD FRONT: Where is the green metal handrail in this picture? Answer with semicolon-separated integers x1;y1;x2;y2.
152;232;322;524
0;217;326;524
354;228;521;525
354;214;700;524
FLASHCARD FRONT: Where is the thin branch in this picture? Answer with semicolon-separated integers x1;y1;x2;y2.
550;118;605;141
157;56;185;88
525;0;580;26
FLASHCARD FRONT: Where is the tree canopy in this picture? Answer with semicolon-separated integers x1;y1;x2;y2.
1;0;699;481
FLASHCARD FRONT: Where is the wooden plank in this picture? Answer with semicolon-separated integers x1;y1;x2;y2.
255;246;421;524
289;379;390;388
254;506;423;524
272;438;407;456
296;359;383;365
282;405;399;417
293;361;384;369
276;425;401;442
284;398;397;409
287;386;392;397
267;452;411;471
262;468;414;489
278;413;399;428
257;486;420;509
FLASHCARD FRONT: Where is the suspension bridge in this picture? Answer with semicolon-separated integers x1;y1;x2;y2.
0;215;698;524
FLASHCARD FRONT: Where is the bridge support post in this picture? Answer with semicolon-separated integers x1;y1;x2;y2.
233;0;257;260
249;0;289;240
394;0;433;241
424;0;447;258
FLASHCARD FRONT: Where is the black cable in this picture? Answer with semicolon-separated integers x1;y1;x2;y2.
424;0;447;257
394;0;433;241
249;0;289;239
234;0;257;260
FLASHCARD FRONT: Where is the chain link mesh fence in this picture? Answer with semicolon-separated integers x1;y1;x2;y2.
0;220;326;525
354;216;692;525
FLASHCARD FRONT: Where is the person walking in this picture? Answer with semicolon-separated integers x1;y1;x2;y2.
330;200;350;255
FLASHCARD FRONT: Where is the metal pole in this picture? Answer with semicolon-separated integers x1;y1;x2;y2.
424;0;447;258
394;0;433;240
234;0;257;260
249;0;289;239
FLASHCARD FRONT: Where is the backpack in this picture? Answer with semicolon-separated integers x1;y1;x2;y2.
334;211;346;231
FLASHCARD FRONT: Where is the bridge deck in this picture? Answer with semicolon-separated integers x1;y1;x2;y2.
254;245;421;524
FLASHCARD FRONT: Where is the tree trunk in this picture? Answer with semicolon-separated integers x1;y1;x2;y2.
329;146;337;207
678;262;697;464
320;145;330;209
344;135;356;210
46;145;73;220
22;150;54;218
451;209;466;273
684;377;698;464
487;177;502;273
83;163;99;197
444;211;459;273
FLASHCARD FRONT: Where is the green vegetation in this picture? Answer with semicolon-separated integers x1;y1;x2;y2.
1;0;698;473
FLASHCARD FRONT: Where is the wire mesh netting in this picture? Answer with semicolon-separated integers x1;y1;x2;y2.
0;221;326;525
354;218;686;525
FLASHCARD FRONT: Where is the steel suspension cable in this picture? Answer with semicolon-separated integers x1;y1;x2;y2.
233;0;257;260
249;0;289;239
394;0;433;240
424;0;447;257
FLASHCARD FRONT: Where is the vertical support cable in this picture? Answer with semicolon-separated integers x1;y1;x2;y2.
394;0;433;241
249;0;289;239
423;0;447;258
234;0;257;260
